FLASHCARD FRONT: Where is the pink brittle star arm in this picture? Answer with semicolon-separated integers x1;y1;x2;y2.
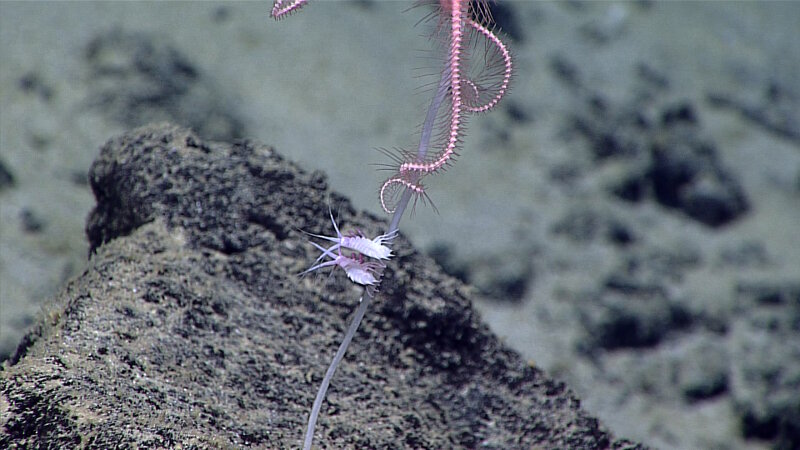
463;18;513;113
270;0;309;20
379;1;512;214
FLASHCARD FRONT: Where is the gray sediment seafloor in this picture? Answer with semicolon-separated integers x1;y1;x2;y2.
0;123;644;449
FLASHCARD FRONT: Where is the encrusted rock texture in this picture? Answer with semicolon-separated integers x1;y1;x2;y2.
0;124;644;449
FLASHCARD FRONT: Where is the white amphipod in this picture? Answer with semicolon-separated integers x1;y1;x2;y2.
300;210;394;288
300;242;384;286
303;210;395;261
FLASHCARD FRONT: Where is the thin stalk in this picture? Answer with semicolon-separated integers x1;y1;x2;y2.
302;71;450;449
302;295;370;450
388;71;450;233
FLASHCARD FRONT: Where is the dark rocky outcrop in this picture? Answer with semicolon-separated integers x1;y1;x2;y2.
0;124;644;449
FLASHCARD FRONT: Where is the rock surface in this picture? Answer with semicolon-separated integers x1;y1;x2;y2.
0;124;643;449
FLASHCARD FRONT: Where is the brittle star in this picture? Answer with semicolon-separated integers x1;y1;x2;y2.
270;1;512;448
